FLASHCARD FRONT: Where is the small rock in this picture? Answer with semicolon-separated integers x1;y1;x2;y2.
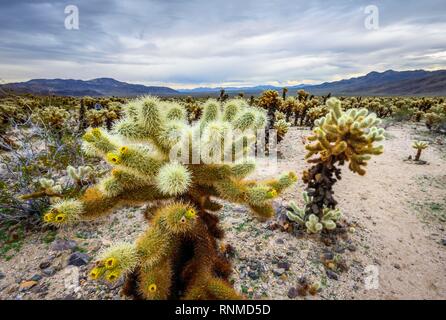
334;245;346;254
68;252;90;267
0;272;5;280
322;252;334;261
347;244;357;252
273;268;286;277
52;239;77;252
276;238;285;244
441;239;446;246
287;287;298;299
42;267;56;277
30;274;42;282
393;264;401;270
248;271;259;280
19;280;38;291
277;261;291;271
326;270;339;280
296;284;308;296
39;261;51;269
298;276;308;286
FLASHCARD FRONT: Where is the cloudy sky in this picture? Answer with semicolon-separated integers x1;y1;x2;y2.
0;0;445;88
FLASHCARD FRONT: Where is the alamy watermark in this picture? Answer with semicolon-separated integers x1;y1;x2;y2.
364;265;380;290
364;5;380;30
65;5;79;30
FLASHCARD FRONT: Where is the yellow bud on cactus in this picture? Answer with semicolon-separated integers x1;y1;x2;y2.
106;153;121;165
105;270;121;282
89;267;104;280
268;189;278;198
105;257;118;269
43;212;55;223
54;214;66;223
82;132;94;142
91;128;102;137
119;146;129;154
148;284;157;293
185;208;196;219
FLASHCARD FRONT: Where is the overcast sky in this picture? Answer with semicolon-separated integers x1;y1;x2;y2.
0;0;445;88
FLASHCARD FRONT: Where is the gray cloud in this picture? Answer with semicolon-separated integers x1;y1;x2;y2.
0;0;445;88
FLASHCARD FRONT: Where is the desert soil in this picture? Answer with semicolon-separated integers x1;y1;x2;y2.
0;122;445;300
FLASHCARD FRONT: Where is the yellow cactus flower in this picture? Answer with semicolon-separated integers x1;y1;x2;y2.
119;146;129;155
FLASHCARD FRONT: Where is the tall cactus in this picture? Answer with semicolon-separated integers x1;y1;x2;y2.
43;96;296;299
295;98;385;230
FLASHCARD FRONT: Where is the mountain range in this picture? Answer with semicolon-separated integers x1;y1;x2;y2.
1;69;446;97
0;78;178;97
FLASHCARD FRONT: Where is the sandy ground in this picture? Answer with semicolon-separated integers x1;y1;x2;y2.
0;122;445;300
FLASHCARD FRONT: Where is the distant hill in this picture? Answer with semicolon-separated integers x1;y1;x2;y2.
0;78;179;97
179;70;446;96
178;84;309;94
299;70;446;96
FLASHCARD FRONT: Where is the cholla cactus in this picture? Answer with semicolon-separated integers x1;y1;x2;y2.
412;141;428;161
257;90;287;144
32;106;70;131
184;96;203;123
20;178;62;202
306;105;328;128
275;111;286;121
67;165;93;186
281;97;298;122
43;96;296;300
287;192;341;233
425;104;446;132
274;119;290;143
302;97;385;218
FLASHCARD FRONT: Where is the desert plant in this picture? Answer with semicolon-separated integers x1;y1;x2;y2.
412;141;428;161
300;97;385;225
287;192;341;233
42;96;296;299
425;104;446;132
184;96;203;123
281;96;298;122
257;90;284;145
32;106;70;132
274;119;291;143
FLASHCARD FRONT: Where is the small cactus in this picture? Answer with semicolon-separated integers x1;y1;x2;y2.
412;141;428;161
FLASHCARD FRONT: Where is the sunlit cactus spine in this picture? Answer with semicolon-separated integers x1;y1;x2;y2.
299;97;385;226
42;95;296;300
